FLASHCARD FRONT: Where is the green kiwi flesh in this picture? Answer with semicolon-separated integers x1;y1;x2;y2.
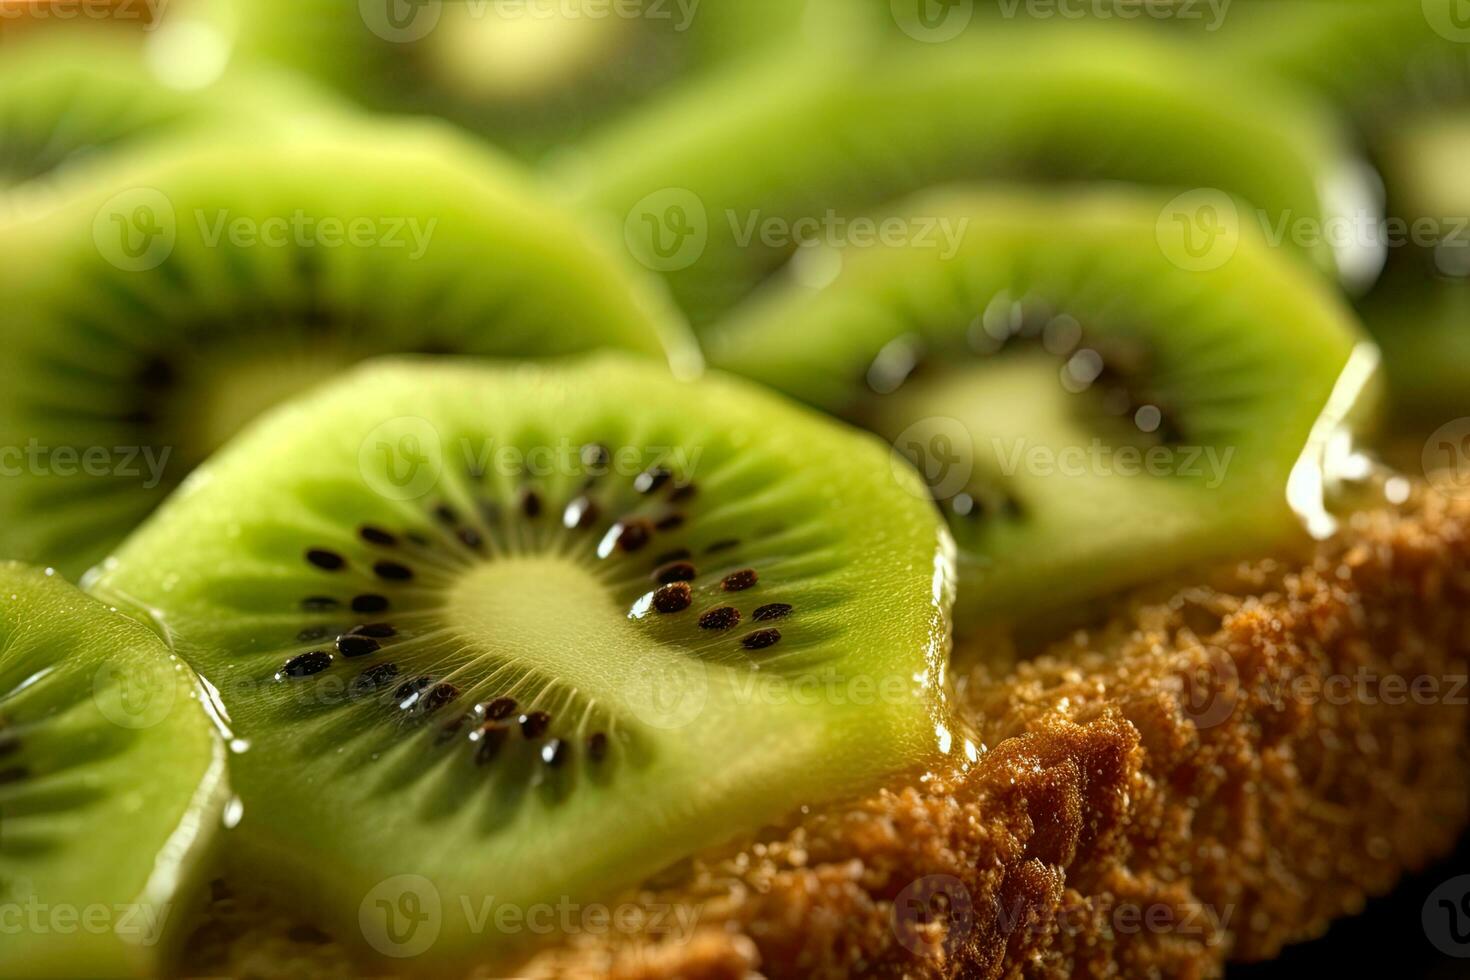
708;188;1375;629
0;120;697;578
1210;0;1470;131
217;0;852;158
0;561;227;979
85;354;956;973
564;22;1371;329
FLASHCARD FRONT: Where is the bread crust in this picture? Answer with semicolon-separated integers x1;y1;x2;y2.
519;488;1470;978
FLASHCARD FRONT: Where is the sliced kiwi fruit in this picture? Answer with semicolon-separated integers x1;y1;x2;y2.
1210;0;1470;130
707;187;1376;629
563;22;1373;330
0;120;696;578
84;354;954;972
0;561;228;978
0;29;338;210
211;0;857;158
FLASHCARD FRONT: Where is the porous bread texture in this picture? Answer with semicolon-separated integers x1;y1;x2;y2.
183;487;1470;979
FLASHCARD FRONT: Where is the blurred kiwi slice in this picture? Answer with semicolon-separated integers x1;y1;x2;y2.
0;561;228;978
212;0;854;157
86;354;956;972
0;120;696;578
564;23;1373;329
708;188;1376;628
1210;0;1470;130
0;29;337;207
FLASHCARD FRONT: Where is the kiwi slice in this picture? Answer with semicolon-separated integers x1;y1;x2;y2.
0;561;228;978
212;0;853;158
0;120;696;578
1210;0;1470;130
564;22;1372;329
707;187;1375;628
85;354;954;972
0;29;337;208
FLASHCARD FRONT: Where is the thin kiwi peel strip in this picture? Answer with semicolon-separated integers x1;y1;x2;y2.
0;118;698;579
0;561;228;979
563;22;1373;331
707;187;1378;631
85;354;958;973
211;0;859;159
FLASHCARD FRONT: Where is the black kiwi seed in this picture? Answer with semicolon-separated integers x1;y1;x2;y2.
0;767;27;785
521;489;543;518
357;662;399;690
519;711;551;738
581;443;610;471
669;484;697;503
136;356;175;389
335;634;381;658
359;525;398;547
706;539;739;554
753;603;793;621
742;629;782;650
652;582;693;614
421;684;460;713
615;519;653;553
301;596;340;612
635;467;672;494
395;676;434;703
587;732;609;762
349;623;397;639
432;504;458;526
297;626;330;642
653;561;697;584
457;527;484;551
406;530;432;547
540;739;569;768
563;496;600;529
305;549;346;571
277;650;332;680
721;569;758;592
655;513;685;531
352;594;390;613
698;607;741;631
656;548;692;564
481;697;517;720
474;724;509;765
373;560;414;582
